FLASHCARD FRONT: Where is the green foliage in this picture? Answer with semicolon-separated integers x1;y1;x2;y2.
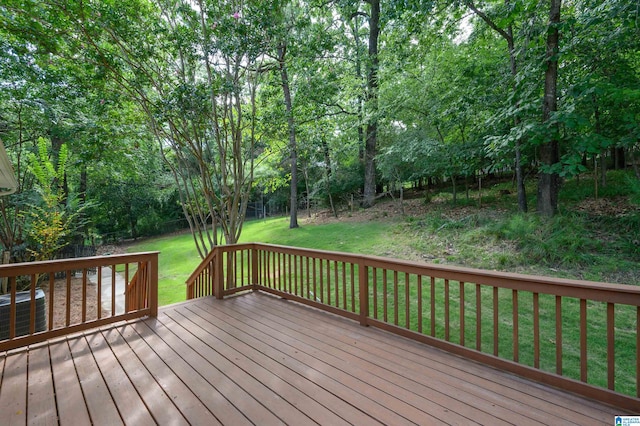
24;138;83;261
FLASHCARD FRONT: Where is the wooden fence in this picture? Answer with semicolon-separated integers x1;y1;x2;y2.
186;242;640;411
0;252;158;352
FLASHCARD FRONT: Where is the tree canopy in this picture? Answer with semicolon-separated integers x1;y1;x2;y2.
0;0;638;260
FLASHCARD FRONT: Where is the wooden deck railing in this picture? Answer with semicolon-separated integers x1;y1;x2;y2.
186;243;640;411
0;252;159;352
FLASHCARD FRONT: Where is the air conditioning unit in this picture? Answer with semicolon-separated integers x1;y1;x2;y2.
0;289;47;340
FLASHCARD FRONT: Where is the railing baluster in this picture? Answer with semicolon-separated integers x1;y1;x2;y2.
637;306;640;398
97;268;102;320
125;263;130;314
111;265;116;316
607;302;615;390
534;292;540;369
460;281;465;346
393;270;399;326
350;263;355;312
405;273;410;329
513;289;519;362
305;256;310;300
267;250;272;289
276;252;281;291
287;253;292;294
9;277;16;339
430;277;436;337
29;275;36;335
444;279;450;341
493;286;499;356
417;275;423;334
372;268;378;319
580;298;587;381
476;284;481;351
66;272;72;326
326;260;331;306
319;259;324;303
49;273;56;328
341;262;346;310
334;260;339;308
383;269;388;323
556;296;563;375
358;260;368;326
240;249;245;287
82;269;88;322
313;258;317;302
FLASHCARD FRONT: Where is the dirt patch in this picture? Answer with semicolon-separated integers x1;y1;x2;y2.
301;198;435;225
39;276;102;329
573;196;639;217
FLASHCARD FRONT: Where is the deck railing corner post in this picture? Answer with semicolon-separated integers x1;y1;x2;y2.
251;245;259;290
214;247;224;299
149;253;159;317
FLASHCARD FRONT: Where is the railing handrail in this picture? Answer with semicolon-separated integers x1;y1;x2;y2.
185;248;218;284
0;251;159;352
197;242;640;302
0;251;160;276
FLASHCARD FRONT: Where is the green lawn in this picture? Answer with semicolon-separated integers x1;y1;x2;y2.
129;216;400;305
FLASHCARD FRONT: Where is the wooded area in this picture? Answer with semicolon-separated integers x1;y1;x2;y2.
0;0;638;263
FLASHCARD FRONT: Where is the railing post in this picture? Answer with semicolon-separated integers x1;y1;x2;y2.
358;259;369;326
149;253;159;317
214;247;224;299
251;246;259;290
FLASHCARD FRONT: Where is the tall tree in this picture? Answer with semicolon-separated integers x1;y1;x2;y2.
537;0;562;216
55;0;269;256
463;0;530;212
277;42;300;228
362;0;381;208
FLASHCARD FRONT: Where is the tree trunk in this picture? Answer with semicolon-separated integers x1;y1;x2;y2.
351;15;366;162
278;44;299;229
362;0;380;208
321;136;338;219
632;147;640;179
537;0;562;217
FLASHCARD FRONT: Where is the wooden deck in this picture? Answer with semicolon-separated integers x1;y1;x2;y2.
0;292;628;425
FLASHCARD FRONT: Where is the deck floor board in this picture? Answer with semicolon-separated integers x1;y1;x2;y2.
49;340;92;425
191;295;482;425
235;291;612;425
217;294;536;425
0;292;630;425
0;350;27;425
68;335;124;426
26;346;57;426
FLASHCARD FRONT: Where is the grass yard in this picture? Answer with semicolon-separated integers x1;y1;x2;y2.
128;217;400;305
